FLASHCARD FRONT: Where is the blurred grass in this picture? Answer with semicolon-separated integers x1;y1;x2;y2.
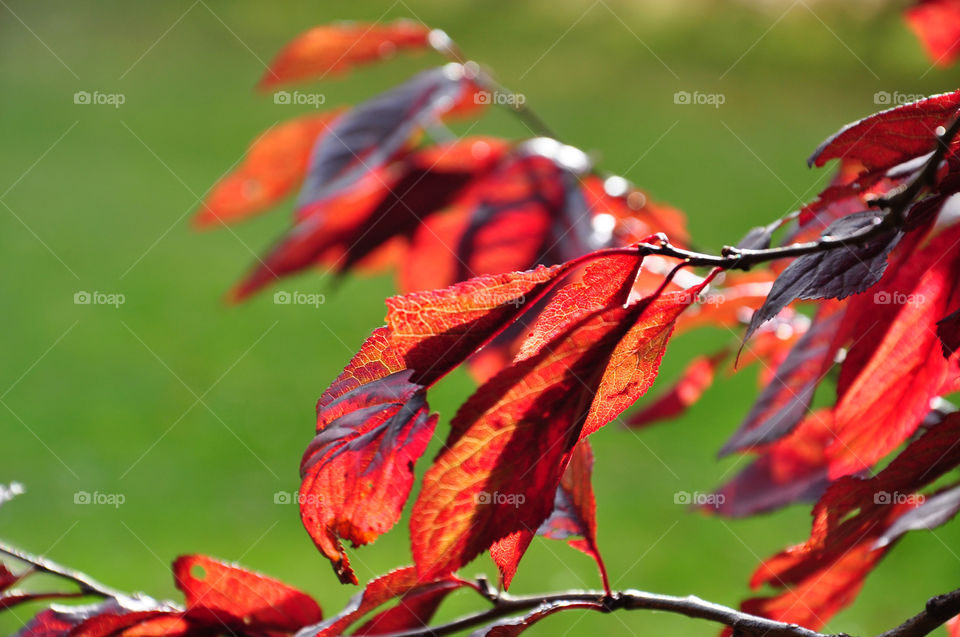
0;1;958;635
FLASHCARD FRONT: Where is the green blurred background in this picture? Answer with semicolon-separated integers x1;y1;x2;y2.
1;1;957;635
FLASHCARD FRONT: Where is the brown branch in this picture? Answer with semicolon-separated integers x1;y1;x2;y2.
370;582;960;637
877;588;960;637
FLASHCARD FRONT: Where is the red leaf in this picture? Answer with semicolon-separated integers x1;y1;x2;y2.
301;567;461;637
534;440;610;592
352;578;464;635
825;222;960;478
230;137;508;302
193;112;340;228
580;175;690;247
411;256;697;582
740;413;960;629
299;370;437;585
905;0;960;67
173;554;323;631
582;285;704;438
409;303;628;582
259;21;433;90
808;89;960;171
709;409;833;518
739;543;886;633
300;264;579;580
71;611;196;637
627;351;725;428
382;264;567;385
674;270;774;332
948;614;960;637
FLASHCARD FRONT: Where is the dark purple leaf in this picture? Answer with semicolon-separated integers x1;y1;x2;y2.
937;306;960;358
721;308;842;455
298;65;469;207
746;211;901;341
875;484;960;548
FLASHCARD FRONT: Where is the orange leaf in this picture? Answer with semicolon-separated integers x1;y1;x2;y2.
259;21;433;90
194;112;340;228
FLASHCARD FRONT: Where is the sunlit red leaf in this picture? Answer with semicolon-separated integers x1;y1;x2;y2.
352;578;465;635
535;440;610;592
193;112;340;228
300;264;591;581
70;611;195;637
740;413;960;629
738;543;886;633
579;175;690;247
173;554;323;631
410;303;631;582
230;137;509;301
674;270;774;333
299;370;437;585
582;285;704;438
627;351;726;428
825;222;960;478
259;21;433;90
808;89;960;171
710;409;833;517
905;0;960;67
411;257;698;582
301;567;463;637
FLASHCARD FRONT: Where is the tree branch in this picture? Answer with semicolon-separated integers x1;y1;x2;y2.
372;582;960;637
877;588;960;637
